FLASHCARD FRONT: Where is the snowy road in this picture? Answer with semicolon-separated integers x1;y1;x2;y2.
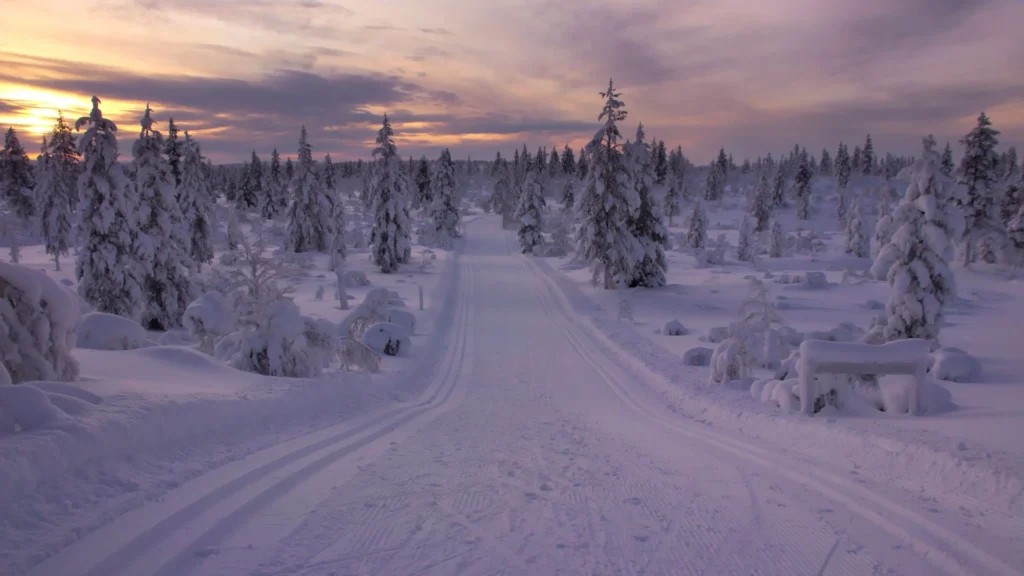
29;217;1022;576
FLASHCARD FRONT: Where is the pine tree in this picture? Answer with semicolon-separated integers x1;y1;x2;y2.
704;162;724;201
226;207;242;251
957;112;1002;266
1003;147;1019;182
625;123;668;287
286;127;333;253
180;132;214;270
37;136;71;271
770;168;786;208
844;196;869;257
654;140;668;185
415;156;431;207
133;104;196;330
491;161;514;225
685;201;708;249
322;153;337;196
1002;176;1023;230
576;79;641;289
794;153;813;220
163;118;183;187
561;178;575;211
750;172;772;232
716;148;729;180
576;147;588;181
368;115;412;272
535;145;547;175
262;148;285;219
516;169;546;254
490;151;503;178
285;157;295;181
862;134;875;175
75;96;145;319
769;220;784;258
430;148;460;248
548;146;561;179
236;151;262;209
561;144;576;176
664;174;682;226
819;148;832;176
871;136;958;344
49;111;80;210
737;216;755;262
940;142;955;177
1;127;35;220
852;145;862;173
329;189;347;269
835;142;852;188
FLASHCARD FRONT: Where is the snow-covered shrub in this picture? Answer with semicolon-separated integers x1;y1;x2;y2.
343;270;371;287
183;292;237;354
802;271;828;289
0;262;81;383
0;384;66;432
663;319;687;336
880;376;954;415
362;322;410;356
387;308;416;332
77;312;148;351
683;346;713;366
929;347;981;383
228;299;319;377
769;220;785;258
303;317;339;371
710;278;787;385
704;326;730;343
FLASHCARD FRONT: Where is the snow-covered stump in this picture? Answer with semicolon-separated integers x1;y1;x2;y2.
797;339;930;416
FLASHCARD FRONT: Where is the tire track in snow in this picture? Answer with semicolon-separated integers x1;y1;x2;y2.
524;253;1021;576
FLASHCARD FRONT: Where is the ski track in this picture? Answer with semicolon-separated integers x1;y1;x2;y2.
23;215;1024;576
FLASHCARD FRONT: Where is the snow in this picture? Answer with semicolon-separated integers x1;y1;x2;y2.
361;322;411;356
662;318;687;335
930;347;983;383
76;312;149;351
0;384;67;432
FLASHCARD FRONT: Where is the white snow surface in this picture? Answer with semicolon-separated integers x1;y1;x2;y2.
76;311;149;350
2;214;1023;576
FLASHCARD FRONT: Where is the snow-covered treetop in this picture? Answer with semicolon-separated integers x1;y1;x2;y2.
139;103;159;138
373;114;398;160
588;78;627;155
297;125;313;166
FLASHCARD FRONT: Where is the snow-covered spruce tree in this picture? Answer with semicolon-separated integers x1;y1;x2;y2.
770;168;786;208
75;96;146;320
794;153;813;220
548;147;561;179
575;79;641;289
535;145;547;175
163;118;183;187
262;148;285;219
835;142;852;189
321;153;337;197
769;220;784;257
957;112;1003;266
654;140;668;185
561;144;576;176
430;148;461;248
133;104;196;330
716;148;729;180
368;114;412;272
852;145;862;173
704;161;724;202
37;137;72;271
561;178;575;211
415;156;431;208
576;147;588;181
862;134;875;175
180;132;214;270
236;151;262;210
737;215;755;262
1003;147;1019;183
226;207;242;251
491;161;514;226
685;200;708;249
664;174;682;226
286;127;332;253
624;123;668;287
328;188;348;268
819;148;832;176
844;197;869;258
1;127;35;221
49;111;81;210
516;169;546;254
870;136;958;344
940;142;955;177
750;171;772;232
1002;174;1023;230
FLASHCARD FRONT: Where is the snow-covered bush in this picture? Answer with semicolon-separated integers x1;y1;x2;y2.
362;322;411;357
228;299;320;377
77;312;148;351
683;346;713;367
709;278;787;385
0;262;81;383
663;319;687;336
929;347;981;383
802;271;828;290
387;308;416;332
343;269;371;288
183;292;237;353
0;384;66;432
704;326;730;343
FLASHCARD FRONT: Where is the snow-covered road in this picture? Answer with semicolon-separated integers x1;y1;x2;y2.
29;217;1022;576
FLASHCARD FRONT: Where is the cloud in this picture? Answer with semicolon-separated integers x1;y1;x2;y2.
418;27;453;36
127;0;353;38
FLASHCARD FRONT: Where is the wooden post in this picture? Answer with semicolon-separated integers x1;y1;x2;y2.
418;285;424;311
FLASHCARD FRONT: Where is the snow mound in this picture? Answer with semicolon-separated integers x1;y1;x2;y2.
663;319;688;336
362;322;411;357
0;384;66;432
30;381;103;405
881;376;955;415
344;270;371;287
134;345;235;374
929;347;982;383
704;326;729;343
682;347;713;366
158;329;195;346
77;312;148;351
387;308;416;333
801;271;829;289
183;292;237;352
0;261;81;384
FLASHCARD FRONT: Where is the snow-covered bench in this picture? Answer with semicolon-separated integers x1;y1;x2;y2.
797;339;931;416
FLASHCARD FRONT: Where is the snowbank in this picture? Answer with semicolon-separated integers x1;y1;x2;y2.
77;312;148;351
929;347;982;383
663;319;687;336
362;322;411;356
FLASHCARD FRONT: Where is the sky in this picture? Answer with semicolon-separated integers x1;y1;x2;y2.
0;0;1022;164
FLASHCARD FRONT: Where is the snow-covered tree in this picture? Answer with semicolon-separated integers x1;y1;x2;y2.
685;200;708;250
430;148;460;248
794;154;813;220
575;79;641;289
576;147;588;181
516;169;546;254
704;161;724;202
262;148;285;219
75;96;146;320
1;128;35;220
750;172;772;232
561;178;575;211
844;196;869;257
664;175;682;226
1002;175;1023;230
862;134;875;175
737;215;755;262
870;136;959;344
1003;146;1019;183
852;145;862;173
286;127;333;253
770;168;786;208
835;142;852;189
956;112;1003;266
329;189;347;269
180;132;214;270
163;118;183;187
625;123;668;287
715;148;729;180
368;115;412;272
491;161;514;225
548;147;561;179
236;151;262;210
48;111;80;210
133;104;196;330
37;137;72;271
415;155;431;208
321;153;337;197
226;207;242;251
819;148;832;176
940;142;955;177
562;144;576;176
769;220;784;258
